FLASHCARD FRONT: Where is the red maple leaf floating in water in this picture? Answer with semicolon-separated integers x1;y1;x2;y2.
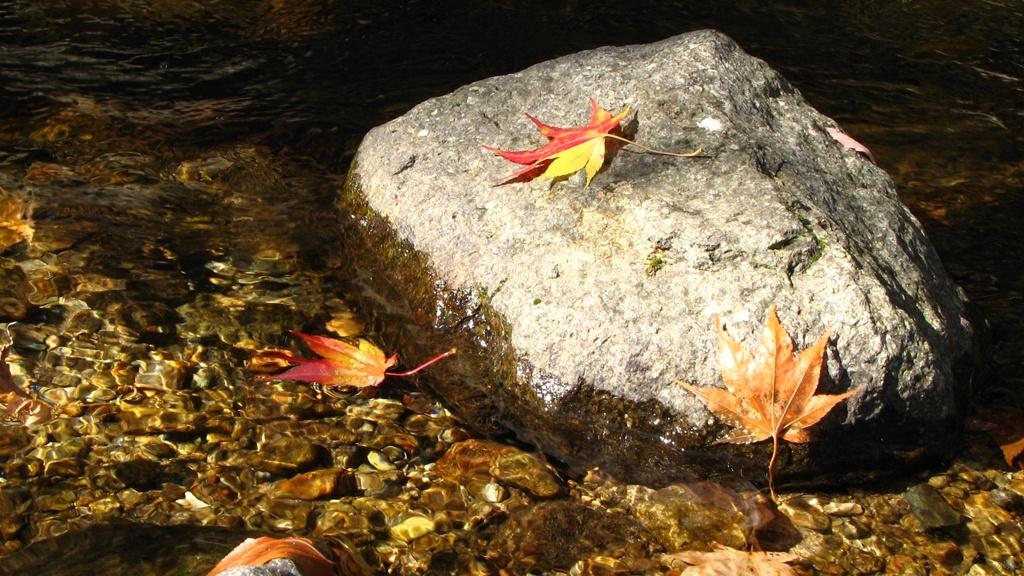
258;331;455;388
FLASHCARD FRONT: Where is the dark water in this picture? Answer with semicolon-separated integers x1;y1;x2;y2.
0;0;1022;572
4;1;1021;380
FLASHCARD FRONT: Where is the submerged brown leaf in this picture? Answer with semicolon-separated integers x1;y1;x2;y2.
662;545;799;576
0;346;52;427
677;307;858;497
0;185;33;252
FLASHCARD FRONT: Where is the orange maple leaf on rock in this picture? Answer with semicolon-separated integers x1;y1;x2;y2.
484;98;630;187
677;307;859;496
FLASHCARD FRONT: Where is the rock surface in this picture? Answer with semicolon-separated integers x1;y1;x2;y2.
339;30;975;486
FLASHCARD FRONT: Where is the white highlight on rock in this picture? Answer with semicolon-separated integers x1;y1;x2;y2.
698;117;723;131
176;491;210;510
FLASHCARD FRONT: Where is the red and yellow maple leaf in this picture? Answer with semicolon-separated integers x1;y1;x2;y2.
257;331;455;388
484;98;631;187
677;307;859;497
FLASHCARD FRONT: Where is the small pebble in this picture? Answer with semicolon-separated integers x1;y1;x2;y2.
905;484;962;530
779;496;831;532
823;501;863;517
989;488;1024;513
837;517;870;539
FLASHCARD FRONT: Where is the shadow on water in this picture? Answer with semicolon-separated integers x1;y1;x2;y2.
0;0;1021;572
0;524;247;576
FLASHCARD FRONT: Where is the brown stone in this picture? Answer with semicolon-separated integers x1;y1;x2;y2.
275;468;358;500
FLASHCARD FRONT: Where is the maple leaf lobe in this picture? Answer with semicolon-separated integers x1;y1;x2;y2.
970;409;1024;470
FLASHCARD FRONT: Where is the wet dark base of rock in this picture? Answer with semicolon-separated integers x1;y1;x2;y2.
337;184;966;490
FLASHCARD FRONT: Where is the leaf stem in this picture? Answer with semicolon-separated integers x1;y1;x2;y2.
386;348;457;377
768;434;779;500
604;134;705;158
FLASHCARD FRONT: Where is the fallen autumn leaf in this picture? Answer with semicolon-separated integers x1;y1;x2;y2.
206;536;338;576
677;307;859;497
661;544;800;576
968;408;1024;470
485;98;701;187
257;331;455;388
0;346;52;427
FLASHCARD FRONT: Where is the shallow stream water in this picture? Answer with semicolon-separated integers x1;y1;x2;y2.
0;1;1021;574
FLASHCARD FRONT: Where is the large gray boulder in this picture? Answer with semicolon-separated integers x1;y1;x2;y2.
339;30;975;487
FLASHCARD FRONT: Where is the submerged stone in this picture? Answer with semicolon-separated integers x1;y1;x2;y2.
484;500;652;574
778;495;832;533
906;484;962;530
252;437;328;476
389;511;436;543
490;452;562;498
626;482;772;551
435;438;562;498
274;469;358;501
341;30;975;486
434;439;516;492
